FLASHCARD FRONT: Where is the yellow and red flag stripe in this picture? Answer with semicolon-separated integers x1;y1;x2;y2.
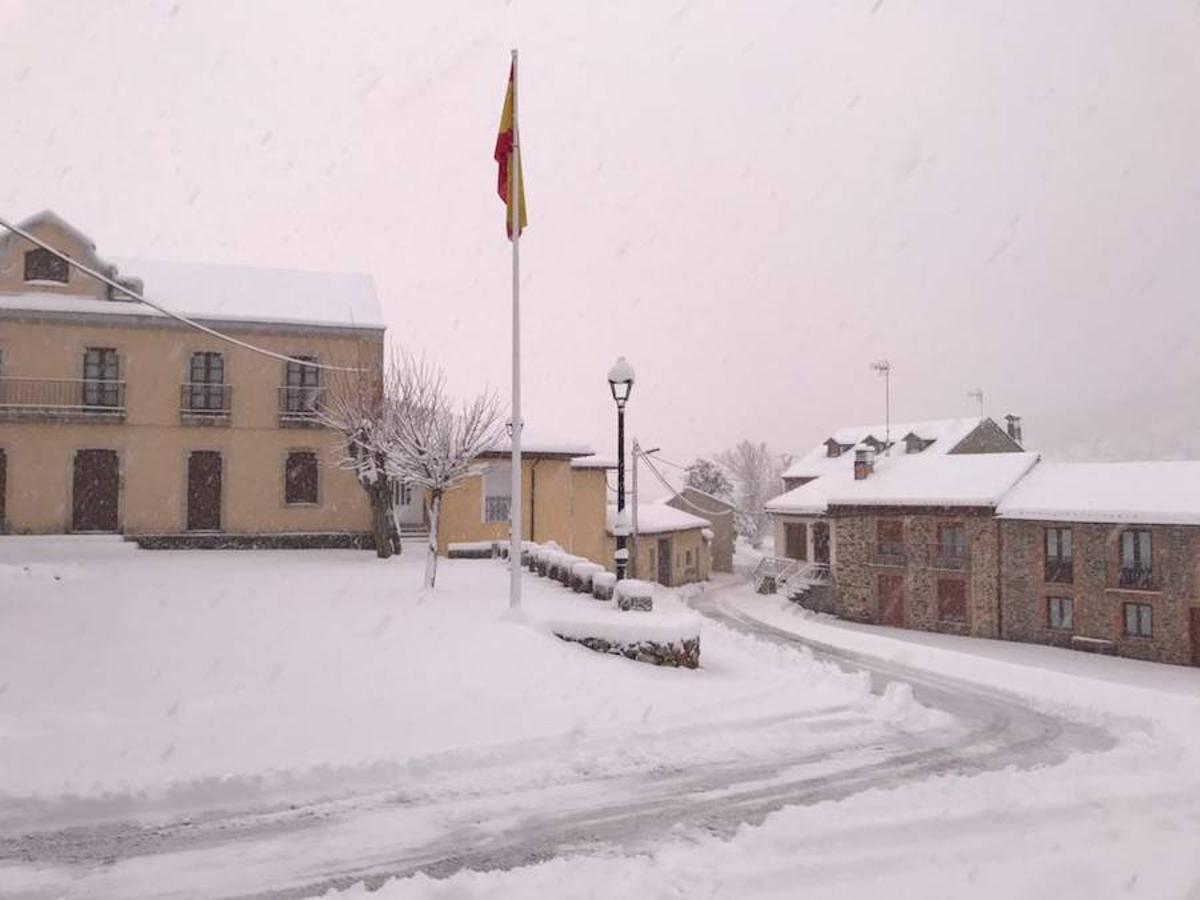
494;62;528;239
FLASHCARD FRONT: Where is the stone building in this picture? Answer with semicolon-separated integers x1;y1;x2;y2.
996;462;1200;666
768;416;1024;570
665;486;734;572
0;211;384;543
826;450;1039;638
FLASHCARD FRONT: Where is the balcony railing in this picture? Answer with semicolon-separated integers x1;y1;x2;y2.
180;383;231;423
872;541;907;567
0;377;126;420
278;386;326;427
485;496;512;523
931;543;969;571
1117;565;1157;591
1044;559;1074;584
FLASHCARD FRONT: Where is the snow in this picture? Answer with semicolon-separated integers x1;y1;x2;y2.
0;539;906;832
608;502;711;535
996;460;1200;525
447;541;496;553
822;450;1040;508
341;583;1200;900
483;437;595;458
0;257;385;330
782;417;989;481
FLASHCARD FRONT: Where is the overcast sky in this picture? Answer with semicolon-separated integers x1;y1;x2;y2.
2;0;1198;468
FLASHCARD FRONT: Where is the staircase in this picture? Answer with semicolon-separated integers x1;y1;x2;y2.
397;524;430;548
752;556;836;614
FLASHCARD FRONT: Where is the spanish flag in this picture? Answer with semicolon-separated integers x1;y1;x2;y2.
494;62;528;240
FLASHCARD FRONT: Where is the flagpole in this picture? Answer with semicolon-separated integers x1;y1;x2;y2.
508;48;523;611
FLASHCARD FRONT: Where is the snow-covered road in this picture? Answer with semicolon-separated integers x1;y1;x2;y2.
2;574;1116;900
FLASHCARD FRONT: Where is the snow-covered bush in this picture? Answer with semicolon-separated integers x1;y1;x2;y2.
592;571;616;601
570;561;606;593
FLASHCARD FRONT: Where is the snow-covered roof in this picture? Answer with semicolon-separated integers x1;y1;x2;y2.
484;437;594;459
606;503;711;536
782;417;989;480
825;452;1040;509
995;461;1200;526
0;258;384;331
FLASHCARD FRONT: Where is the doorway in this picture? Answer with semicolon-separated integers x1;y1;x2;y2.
877;573;905;627
1191;608;1200;668
813;522;830;564
784;522;808;560
72;449;119;532
392;480;424;525
658;538;672;587
187;451;222;531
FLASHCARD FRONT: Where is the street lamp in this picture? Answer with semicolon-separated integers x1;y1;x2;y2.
607;356;635;581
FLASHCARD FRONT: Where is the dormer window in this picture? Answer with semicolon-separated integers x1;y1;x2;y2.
24;248;69;284
904;434;933;454
825;438;842;458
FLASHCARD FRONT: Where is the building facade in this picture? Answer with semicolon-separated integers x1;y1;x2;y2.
995;462;1200;667
0;211;384;542
665;486;734;572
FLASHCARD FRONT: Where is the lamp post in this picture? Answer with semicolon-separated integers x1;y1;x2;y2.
607;356;635;581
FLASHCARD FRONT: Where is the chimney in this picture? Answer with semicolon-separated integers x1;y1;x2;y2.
853;446;875;481
1005;414;1023;445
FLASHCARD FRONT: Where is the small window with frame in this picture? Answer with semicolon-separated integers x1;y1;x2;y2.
285;451;319;505
1123;602;1152;638
1047;596;1074;631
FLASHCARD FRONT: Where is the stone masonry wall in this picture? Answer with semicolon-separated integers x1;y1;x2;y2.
831;506;1001;638
999;519;1199;665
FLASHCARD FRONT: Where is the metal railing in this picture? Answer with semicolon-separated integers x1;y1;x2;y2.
872;541;907;566
484;496;512;523
751;555;801;593
1044;559;1074;584
930;542;969;570
0;376;126;417
1118;565;1156;591
278;385;325;424
180;383;231;417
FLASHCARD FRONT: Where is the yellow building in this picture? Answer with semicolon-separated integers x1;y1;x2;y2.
435;442;609;566
0;211;384;543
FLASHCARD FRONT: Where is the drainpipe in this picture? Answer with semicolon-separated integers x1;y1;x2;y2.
996;517;1004;639
529;458;541;543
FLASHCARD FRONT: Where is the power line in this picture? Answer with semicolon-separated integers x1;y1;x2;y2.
0;215;371;373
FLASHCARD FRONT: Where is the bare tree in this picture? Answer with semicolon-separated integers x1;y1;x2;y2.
320;353;398;559
383;354;504;588
716;440;788;548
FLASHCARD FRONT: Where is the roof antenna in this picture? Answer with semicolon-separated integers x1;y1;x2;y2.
967;388;984;417
870;359;892;455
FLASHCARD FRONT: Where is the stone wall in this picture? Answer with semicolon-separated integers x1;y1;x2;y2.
999;519;1200;665
830;506;1001;638
555;633;700;669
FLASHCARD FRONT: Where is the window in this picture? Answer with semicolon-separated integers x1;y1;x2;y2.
82;348;120;407
784;522;808;560
187;352;227;411
483;463;511;522
24;248;68;283
875;519;905;564
1123;602;1152;637
935;524;967;569
284;356;321;413
1119;529;1154;589
285;451;319;504
1047;597;1074;631
937;578;967;623
685;548;693;566
1044;527;1073;583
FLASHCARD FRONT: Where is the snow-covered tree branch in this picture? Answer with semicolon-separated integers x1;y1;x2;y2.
382;353;505;588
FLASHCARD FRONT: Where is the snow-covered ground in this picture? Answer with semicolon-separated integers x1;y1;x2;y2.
354;583;1200;899
0;537;943;897
2;539;1199;898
